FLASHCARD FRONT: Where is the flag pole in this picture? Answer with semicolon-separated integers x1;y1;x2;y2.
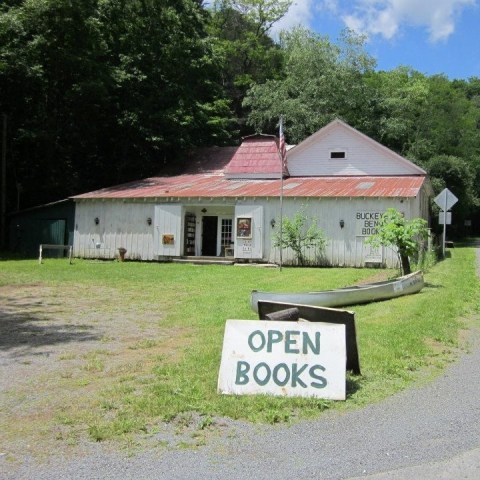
278;117;285;271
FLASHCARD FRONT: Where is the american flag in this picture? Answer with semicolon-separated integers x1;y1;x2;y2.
278;117;287;171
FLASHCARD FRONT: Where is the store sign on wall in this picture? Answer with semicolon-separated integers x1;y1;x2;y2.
217;320;346;400
356;211;383;236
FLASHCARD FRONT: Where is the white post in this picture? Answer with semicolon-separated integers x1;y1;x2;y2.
442;193;447;258
278;116;285;271
279;171;283;271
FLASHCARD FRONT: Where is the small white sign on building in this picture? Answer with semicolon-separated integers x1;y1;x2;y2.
217;320;346;400
364;243;383;263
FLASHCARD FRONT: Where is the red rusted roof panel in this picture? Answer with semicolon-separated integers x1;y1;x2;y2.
224;136;287;175
73;176;425;200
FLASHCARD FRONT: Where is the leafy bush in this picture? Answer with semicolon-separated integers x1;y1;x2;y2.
273;208;327;266
367;208;429;274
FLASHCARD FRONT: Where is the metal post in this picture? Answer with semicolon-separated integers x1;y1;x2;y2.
442;193;447;258
278;116;285;271
279;171;283;272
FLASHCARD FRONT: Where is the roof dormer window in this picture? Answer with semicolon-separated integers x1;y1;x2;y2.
330;150;346;159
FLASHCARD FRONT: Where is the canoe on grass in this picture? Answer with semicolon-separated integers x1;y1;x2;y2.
251;270;424;313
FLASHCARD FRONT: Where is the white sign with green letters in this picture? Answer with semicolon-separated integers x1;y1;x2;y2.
217;320;346;400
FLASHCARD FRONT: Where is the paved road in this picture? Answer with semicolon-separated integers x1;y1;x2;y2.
351;246;480;480
4;249;480;480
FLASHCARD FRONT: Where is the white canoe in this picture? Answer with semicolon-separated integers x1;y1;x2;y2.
251;270;424;313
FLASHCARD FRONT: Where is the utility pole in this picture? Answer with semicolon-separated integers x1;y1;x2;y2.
1;114;6;250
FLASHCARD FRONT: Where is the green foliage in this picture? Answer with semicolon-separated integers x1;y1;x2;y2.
207;0;287;132
419;75;480;161
243;27;376;142
0;0;234;208
273;207;327;265
412;248;437;273
218;0;292;34
426;155;479;236
365;67;430;154
2;0;480;235
367;208;429;274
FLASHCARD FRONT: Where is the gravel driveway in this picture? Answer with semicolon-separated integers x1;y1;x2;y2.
1;250;479;480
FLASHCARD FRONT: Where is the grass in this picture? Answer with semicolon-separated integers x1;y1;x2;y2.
0;247;478;453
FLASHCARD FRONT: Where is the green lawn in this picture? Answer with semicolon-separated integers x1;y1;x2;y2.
1;247;478;449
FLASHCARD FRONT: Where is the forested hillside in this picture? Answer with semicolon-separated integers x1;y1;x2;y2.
1;0;479;234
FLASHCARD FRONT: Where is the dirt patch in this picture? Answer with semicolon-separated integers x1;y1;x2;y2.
0;283;192;463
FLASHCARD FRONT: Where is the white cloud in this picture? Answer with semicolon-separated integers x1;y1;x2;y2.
318;0;340;14
342;0;476;42
270;0;315;36
267;0;476;43
270;0;346;37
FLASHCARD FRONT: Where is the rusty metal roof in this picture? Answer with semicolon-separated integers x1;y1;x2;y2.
224;135;288;177
73;175;426;200
183;146;237;174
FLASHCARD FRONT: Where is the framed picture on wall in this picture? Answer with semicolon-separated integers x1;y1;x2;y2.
162;234;175;245
236;217;252;239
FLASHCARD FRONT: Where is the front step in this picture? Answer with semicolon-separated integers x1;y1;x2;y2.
172;256;234;265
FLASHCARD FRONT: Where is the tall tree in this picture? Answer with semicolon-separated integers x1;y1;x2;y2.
97;0;233;178
427;155;479;236
416;75;479;162
365;67;430;157
243;27;376;142
227;0;292;34
207;0;287;132
0;0;233;209
0;0;112;207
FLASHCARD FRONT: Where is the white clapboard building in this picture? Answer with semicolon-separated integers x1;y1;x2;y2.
72;119;432;267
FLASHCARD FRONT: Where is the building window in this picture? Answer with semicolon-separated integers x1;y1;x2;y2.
330;151;346;159
221;219;233;247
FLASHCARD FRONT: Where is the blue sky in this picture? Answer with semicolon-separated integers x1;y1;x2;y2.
272;0;480;80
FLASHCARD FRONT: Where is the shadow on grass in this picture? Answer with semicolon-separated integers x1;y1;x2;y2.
346;375;362;397
0;296;100;355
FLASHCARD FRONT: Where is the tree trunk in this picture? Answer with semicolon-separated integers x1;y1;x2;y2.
400;253;411;275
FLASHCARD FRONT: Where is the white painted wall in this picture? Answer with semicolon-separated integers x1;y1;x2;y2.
288;123;424;177
73;200;238;260
73;192;428;267
154;204;183;257
73;200;155;260
262;195;427;268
